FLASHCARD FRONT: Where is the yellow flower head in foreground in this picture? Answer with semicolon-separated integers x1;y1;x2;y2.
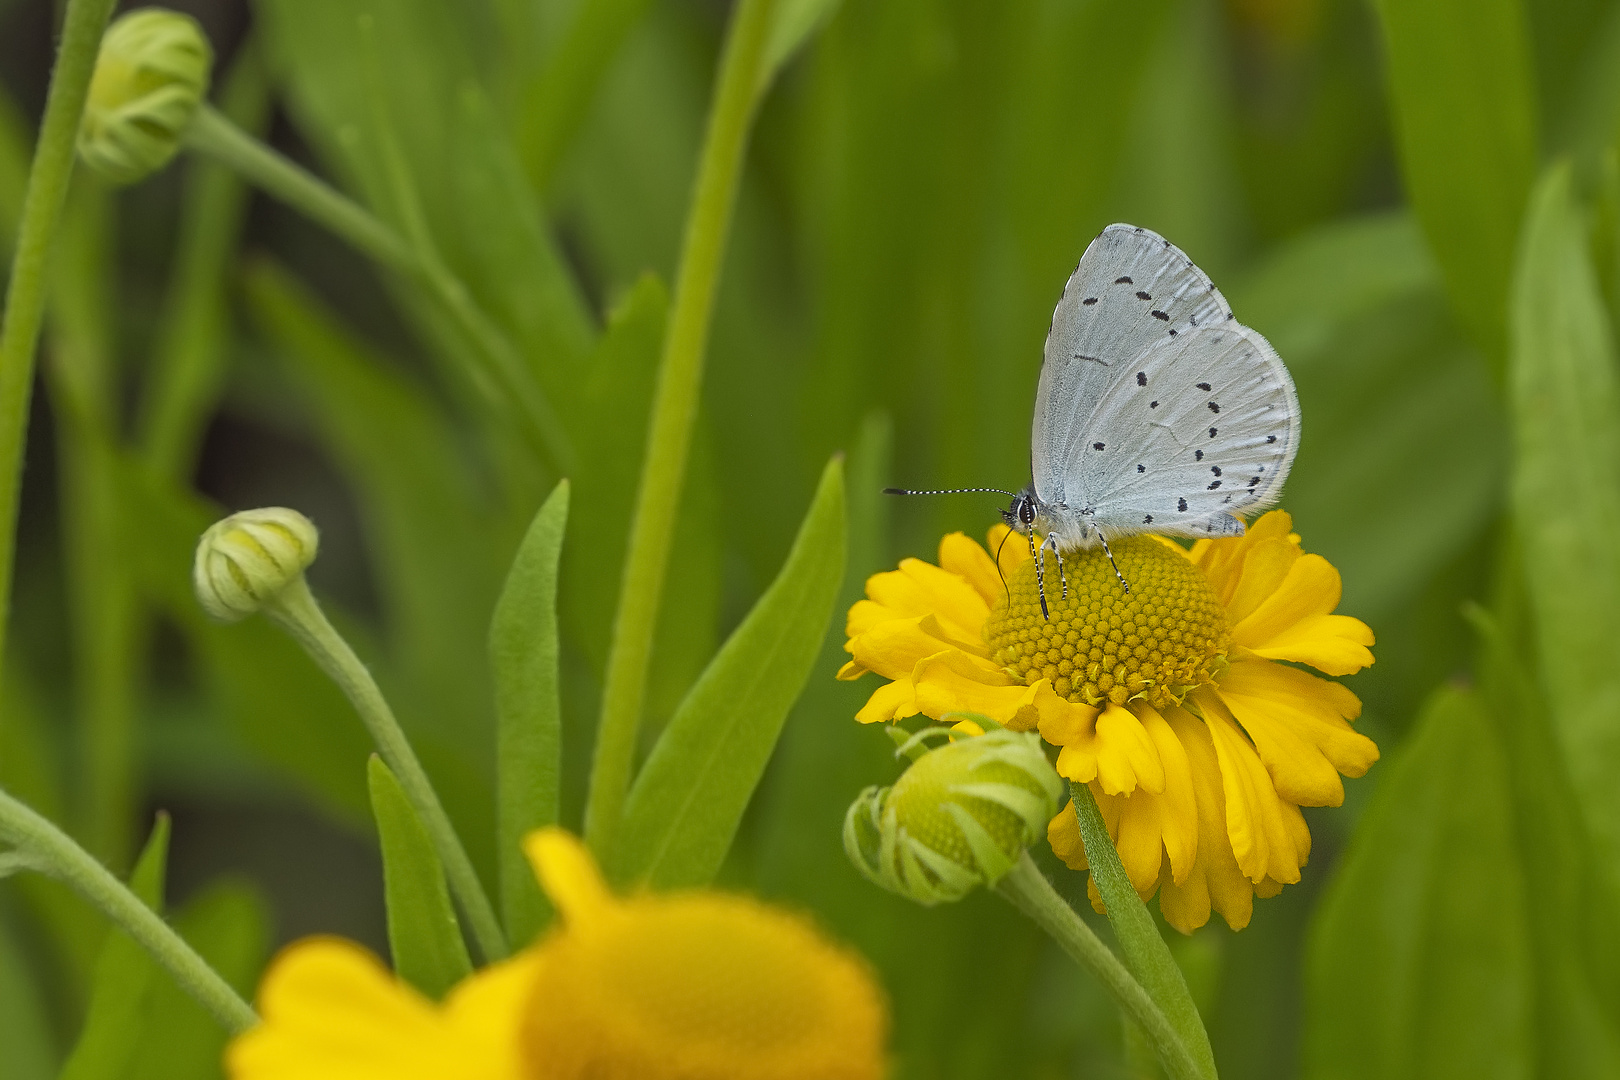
838;511;1378;932
228;829;888;1080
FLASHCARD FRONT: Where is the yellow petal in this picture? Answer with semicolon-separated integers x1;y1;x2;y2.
1157;708;1257;933
1047;801;1087;870
912;651;1036;723
1230;554;1343;648
443;951;543;1075
1220;659;1379;779
1096;787;1163;899
855;678;918;724
938;532;1004;608
1192;510;1295;604
867;558;988;643
525;827;613;927
986;523;1030;577
1136;703;1198;884
1242;614;1375;675
1194;689;1305;886
1034;683;1100;744
847;620;957;681
1222;538;1299;626
845;599;894;639
1096;703;1167;796
836;659;866;681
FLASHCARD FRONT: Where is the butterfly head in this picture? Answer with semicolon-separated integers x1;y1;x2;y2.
1002;486;1039;536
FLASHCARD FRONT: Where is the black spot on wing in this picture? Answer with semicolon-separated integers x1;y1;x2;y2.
1210;466;1221;476
1151;310;1170;321
1209;427;1219;438
1137;464;1145;473
1150;400;1159;409
1195;449;1203;461
1115;276;1133;285
1266;435;1277;443
1143;514;1153;524
1196;382;1211;391
1178;498;1188;512
1208;480;1222;490
1135;291;1152;300
1208;401;1220;413
1093;442;1105;451
1082;297;1098;306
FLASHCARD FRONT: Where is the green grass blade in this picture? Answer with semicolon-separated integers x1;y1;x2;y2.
1508;162;1620;886
491;481;569;947
1304;687;1532;1080
1373;0;1537;362
367;756;473;1000
611;455;846;888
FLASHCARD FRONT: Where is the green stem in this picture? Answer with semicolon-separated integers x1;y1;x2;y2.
584;0;776;861
181;105;571;470
265;578;509;963
996;854;1202;1080
1072;782;1218;1079
0;0;118;692
0;787;257;1033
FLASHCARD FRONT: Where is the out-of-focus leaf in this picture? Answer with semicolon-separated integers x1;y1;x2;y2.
245;259;503;865
0;913;56;1080
612;456;846;888
367;756;472;999
1373;0;1537;360
1508;163;1620;880
126;882;269;1080
0;83;30;250
761;0;844;90
58;816;171;1080
491;481;568;947
1304;687;1532;1080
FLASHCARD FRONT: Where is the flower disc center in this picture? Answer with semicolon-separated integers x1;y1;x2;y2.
984;536;1228;708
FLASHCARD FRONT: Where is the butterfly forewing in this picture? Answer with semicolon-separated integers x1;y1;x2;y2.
1076;324;1298;537
1033;224;1232;505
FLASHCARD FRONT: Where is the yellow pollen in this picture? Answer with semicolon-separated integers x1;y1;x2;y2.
984;537;1229;708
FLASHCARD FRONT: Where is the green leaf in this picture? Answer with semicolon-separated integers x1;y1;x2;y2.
1373;0;1538;360
126;882;269;1080
1304;687;1533;1080
367;756;472;999
491;480;568;947
761;0;844;90
58;815;172;1080
0;912;57;1080
611;455;847;888
1508;162;1620;886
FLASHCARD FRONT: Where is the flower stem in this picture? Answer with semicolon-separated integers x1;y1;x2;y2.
584;0;776;863
0;786;258;1033
265;578;510;963
996;854;1203;1080
0;0;118;694
181;105;570;470
1071;781;1218;1079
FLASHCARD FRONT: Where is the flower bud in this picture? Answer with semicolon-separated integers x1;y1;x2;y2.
194;508;318;622
844;727;1063;905
78;8;213;185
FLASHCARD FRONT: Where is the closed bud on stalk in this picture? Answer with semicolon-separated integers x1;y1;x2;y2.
194;508;318;622
844;726;1062;905
78;8;212;184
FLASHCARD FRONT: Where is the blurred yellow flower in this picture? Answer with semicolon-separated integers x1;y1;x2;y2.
838;510;1378;932
228;829;888;1080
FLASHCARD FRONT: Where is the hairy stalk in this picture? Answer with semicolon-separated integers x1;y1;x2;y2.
265;578;509;962
0;787;257;1032
996;854;1204;1080
0;0;119;693
584;0;777;863
1072;782;1218;1079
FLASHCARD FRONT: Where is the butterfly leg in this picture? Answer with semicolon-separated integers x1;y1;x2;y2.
1027;528;1050;620
1094;526;1131;595
1049;536;1070;601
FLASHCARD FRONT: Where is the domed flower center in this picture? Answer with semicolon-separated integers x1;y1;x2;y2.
984;536;1228;709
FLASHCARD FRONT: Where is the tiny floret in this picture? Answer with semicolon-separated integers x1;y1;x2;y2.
194;508;318;622
78;8;213;184
844;726;1063;904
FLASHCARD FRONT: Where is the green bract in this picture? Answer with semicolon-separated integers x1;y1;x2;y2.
844;726;1063;905
77;7;212;184
193;507;318;623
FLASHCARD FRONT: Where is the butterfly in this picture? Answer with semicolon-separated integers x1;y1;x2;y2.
890;223;1299;617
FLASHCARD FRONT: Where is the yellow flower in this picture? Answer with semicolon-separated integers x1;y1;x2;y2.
838;510;1378;932
227;829;889;1080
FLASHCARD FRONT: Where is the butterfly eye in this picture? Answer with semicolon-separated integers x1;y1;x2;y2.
1019;500;1036;525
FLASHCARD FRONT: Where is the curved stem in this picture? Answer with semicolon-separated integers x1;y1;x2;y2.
265;579;510;963
0;787;257;1033
1071;782;1218;1078
181;106;570;470
584;0;776;863
0;0;119;695
996;854;1203;1080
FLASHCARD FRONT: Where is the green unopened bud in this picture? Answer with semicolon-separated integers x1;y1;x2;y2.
844;727;1063;905
78;8;213;184
194;508;318;622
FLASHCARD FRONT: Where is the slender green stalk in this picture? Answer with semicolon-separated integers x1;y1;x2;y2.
1072;782;1217;1079
181;104;570;470
0;787;257;1033
265;578;509;963
996;854;1203;1080
584;0;777;861
0;0;118;693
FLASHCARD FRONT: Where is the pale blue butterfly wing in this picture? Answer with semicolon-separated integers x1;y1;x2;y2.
1033;224;1232;508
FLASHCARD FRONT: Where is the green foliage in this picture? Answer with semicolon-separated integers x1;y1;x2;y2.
368;756;473;999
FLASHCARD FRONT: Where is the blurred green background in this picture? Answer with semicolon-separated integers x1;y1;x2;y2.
3;0;1620;1076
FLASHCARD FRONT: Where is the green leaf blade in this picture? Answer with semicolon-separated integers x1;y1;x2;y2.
491;480;569;947
612;455;847;889
367;756;472;1000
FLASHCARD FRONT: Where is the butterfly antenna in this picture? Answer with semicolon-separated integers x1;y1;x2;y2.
992;526;1013;605
1094;529;1131;595
883;486;1019;498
